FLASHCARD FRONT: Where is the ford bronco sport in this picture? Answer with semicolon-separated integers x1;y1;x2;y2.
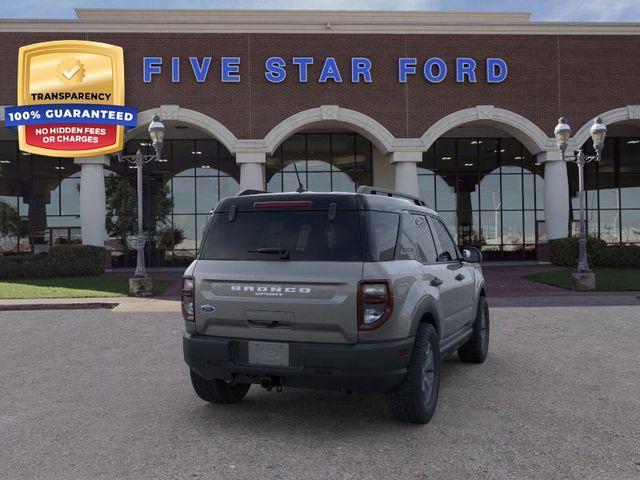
182;186;489;424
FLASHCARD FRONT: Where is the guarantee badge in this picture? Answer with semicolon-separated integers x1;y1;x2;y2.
5;40;136;157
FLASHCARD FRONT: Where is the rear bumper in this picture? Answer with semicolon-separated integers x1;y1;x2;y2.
183;332;414;394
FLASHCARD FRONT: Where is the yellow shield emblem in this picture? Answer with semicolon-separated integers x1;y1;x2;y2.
15;40;126;157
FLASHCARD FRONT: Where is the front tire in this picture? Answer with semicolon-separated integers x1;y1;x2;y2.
386;323;441;424
189;369;251;404
458;295;490;364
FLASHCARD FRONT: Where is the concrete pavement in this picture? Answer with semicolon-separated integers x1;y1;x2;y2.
1;306;639;479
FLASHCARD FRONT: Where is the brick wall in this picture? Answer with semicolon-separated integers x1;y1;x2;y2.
0;32;638;141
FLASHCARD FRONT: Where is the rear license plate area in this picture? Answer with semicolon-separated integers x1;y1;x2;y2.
248;341;290;367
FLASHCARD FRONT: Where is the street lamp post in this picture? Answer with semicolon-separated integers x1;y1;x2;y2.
553;116;607;289
117;114;165;292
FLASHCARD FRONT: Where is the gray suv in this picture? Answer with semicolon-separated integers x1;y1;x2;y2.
182;187;489;424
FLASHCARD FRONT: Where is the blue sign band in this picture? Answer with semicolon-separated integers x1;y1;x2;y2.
5;104;138;128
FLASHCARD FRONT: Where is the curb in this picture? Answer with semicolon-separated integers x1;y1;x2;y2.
0;302;119;312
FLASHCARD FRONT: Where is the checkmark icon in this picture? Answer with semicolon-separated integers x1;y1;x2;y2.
62;64;80;79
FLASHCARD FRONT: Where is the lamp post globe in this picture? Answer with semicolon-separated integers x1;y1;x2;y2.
148;113;166;157
554;117;571;155
590;116;607;154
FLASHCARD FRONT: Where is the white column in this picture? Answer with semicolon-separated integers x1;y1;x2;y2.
391;151;422;197
74;155;109;246
237;151;266;191
538;151;569;239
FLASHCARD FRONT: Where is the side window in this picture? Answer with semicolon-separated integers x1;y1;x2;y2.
411;214;438;263
431;217;458;262
396;213;416;261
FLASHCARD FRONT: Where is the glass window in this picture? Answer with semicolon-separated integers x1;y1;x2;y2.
431;217;458;261
620;138;640;174
173;140;195;176
418;175;435;209
502;175;523;210
201;210;364;262
457;138;478;173
434;139;456;176
500;138;523;174
478;139;499;174
172;177;195;214
267;133;371;194
620;174;640;209
411;214;438;263
196;177;219;214
480;175;501;211
307;134;331;171
502;211;524;247
365;211;399;261
435;176;456;210
621;210;640;243
396;217;416;261
599;210;620;243
60;177;80;215
172;214;196;251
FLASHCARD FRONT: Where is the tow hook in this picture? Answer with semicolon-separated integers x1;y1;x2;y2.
260;376;283;392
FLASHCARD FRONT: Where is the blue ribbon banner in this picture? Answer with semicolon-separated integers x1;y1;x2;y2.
4;104;137;128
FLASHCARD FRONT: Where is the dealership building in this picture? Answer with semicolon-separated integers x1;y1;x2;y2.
0;9;639;264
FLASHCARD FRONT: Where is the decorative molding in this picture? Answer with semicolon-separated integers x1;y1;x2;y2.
320;105;339;120
628;105;640;120
476;105;495;120
159;104;180;120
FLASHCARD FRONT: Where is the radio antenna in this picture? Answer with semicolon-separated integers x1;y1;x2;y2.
293;162;306;193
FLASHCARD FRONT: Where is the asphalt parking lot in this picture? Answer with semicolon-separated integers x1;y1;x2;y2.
1;305;639;480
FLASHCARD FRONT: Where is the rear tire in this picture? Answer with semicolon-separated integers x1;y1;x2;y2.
189;369;251;404
386;323;441;424
458;296;490;364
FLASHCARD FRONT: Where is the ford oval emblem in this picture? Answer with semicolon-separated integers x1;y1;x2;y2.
201;304;216;312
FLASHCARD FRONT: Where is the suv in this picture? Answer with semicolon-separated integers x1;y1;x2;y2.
182;187;489;424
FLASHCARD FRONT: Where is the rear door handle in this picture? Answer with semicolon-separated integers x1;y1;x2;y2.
455;274;465;281
430;277;443;287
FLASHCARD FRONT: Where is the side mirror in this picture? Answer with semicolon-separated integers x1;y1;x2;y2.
462;246;482;263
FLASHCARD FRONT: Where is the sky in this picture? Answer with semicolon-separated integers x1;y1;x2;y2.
0;0;639;22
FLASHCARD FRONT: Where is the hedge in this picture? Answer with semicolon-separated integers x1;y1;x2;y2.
550;237;640;268
0;245;107;279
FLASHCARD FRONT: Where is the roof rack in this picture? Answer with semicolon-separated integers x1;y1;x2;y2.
357;186;426;207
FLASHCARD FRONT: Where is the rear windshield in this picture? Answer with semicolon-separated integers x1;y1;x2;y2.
200;210;364;261
200;209;400;262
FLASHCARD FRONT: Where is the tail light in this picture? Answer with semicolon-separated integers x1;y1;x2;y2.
358;280;393;331
182;276;195;321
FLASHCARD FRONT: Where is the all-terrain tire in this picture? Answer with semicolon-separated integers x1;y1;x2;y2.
189;370;251;404
458;295;490;364
386;323;441;424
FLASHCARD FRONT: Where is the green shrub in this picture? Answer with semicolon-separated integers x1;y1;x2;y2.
0;245;106;279
550;237;640;268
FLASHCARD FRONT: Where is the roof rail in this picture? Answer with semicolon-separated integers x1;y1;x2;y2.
357;186;426;207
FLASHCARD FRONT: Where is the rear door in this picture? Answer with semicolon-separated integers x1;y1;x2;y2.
194;201;363;344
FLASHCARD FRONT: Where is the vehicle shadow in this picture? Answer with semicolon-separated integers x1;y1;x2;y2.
184;356;468;436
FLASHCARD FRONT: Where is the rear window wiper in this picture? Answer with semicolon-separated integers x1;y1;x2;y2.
248;247;290;260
